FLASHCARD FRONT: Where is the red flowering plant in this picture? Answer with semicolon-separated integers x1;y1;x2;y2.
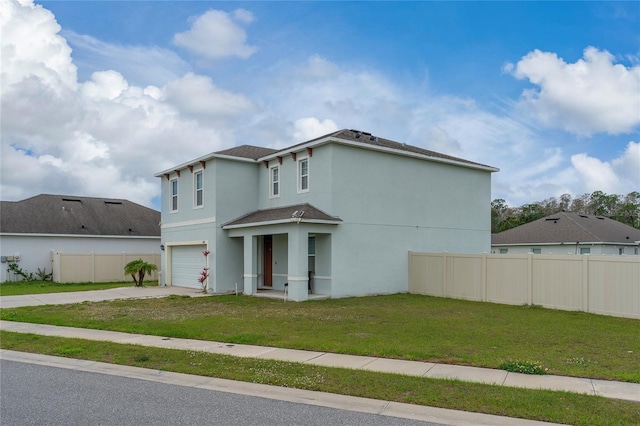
198;250;210;292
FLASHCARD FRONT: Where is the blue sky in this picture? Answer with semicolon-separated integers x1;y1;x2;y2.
1;1;638;210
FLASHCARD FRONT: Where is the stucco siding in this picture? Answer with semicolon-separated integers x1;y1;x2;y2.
258;144;334;213
329;144;491;252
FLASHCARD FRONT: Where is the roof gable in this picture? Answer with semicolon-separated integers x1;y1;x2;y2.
0;194;160;237
215;145;279;160
492;212;640;245
223;203;342;229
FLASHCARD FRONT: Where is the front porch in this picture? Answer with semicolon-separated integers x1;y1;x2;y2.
222;203;341;302
254;288;330;301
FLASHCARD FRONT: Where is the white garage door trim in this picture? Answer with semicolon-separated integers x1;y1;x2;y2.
170;244;207;289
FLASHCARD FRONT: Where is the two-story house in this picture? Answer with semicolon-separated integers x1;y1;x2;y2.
155;129;498;301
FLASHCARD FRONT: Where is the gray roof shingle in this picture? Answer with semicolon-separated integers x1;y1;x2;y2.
268;129;497;170
157;129;498;176
492;212;640;245
223;203;341;229
0;194;160;236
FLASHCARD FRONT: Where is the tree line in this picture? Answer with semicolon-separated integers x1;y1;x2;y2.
491;191;640;233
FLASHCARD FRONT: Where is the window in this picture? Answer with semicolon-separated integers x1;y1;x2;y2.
580;247;591;255
531;248;541;254
270;166;279;198
194;170;203;208
619;247;624;255
308;236;316;256
298;158;309;192
499;248;508;254
170;179;178;212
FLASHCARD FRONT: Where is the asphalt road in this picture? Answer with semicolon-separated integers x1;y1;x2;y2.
0;360;443;426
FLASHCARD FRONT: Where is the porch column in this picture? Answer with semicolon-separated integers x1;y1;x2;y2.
287;227;309;301
243;235;258;295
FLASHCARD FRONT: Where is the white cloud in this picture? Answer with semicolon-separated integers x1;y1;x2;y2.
0;0;235;207
507;47;640;136
173;9;257;60
292;118;338;142
570;142;639;195
0;0;77;92
612;141;640;183
81;70;129;100
1;1;635;212
64;31;191;87
571;154;620;193
162;73;255;120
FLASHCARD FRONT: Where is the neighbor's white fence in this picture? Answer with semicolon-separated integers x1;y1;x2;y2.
408;252;640;319
51;251;161;283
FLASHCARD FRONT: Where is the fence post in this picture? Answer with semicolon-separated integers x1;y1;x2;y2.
527;253;533;305
482;252;488;302
582;255;589;313
443;252;448;297
91;252;95;283
51;251;60;283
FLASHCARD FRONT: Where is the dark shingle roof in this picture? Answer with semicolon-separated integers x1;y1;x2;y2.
0;194;160;236
492;212;640;245
268;129;497;170
215;145;279;160
157;129;497;176
223;203;342;229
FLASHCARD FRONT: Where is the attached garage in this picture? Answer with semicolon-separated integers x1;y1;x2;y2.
170;244;207;289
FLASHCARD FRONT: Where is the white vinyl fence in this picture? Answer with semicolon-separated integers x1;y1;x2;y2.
409;252;640;319
51;251;161;284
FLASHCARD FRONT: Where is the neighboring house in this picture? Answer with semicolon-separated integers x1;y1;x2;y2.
155;129;498;301
491;211;640;255
0;194;161;280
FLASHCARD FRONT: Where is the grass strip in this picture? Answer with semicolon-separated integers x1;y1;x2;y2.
1;331;638;426
2;294;638;382
0;281;149;296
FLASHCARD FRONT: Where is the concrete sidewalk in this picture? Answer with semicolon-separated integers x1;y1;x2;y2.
1;286;638;403
0;285;205;308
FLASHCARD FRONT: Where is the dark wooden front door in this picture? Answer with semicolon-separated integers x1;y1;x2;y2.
263;236;272;287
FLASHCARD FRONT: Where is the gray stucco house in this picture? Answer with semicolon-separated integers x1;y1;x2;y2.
0;194;161;281
491;212;640;255
155;129;498;301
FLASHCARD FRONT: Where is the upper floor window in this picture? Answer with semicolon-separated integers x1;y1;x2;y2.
270;165;280;198
194;170;203;208
170;178;178;212
499;248;508;254
298;157;309;193
531;248;541;254
580;247;591;255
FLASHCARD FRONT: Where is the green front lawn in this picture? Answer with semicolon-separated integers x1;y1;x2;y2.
0;281;157;296
2;293;638;382
1;331;637;426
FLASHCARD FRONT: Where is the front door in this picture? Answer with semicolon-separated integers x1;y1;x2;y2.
263;235;272;287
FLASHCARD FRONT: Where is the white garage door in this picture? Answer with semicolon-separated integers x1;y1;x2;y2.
171;245;207;289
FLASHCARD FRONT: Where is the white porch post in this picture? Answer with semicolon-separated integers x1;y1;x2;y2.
287;227;309;301
243;235;258;295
